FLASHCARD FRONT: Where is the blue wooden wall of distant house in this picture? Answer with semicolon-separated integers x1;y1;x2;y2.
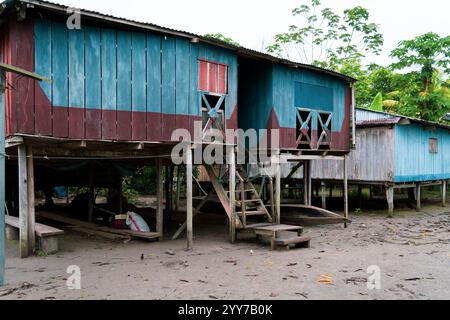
394;124;450;182
6;18;238;142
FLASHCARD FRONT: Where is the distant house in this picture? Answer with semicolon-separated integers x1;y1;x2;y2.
311;108;450;213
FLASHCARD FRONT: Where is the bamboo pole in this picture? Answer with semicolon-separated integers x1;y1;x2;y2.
1;71;6;283
275;151;281;224
442;180;447;207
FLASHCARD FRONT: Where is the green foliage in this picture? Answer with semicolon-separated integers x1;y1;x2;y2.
204;33;241;47
370;92;383;111
266;0;383;70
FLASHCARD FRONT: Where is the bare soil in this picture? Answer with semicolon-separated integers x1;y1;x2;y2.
1;203;449;300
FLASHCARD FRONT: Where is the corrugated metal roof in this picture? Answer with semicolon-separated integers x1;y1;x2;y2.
356;108;450;130
1;0;356;82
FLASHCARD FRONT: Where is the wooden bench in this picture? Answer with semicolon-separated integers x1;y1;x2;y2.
5;216;64;254
250;224;309;250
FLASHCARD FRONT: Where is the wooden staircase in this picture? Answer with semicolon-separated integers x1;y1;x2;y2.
204;163;311;250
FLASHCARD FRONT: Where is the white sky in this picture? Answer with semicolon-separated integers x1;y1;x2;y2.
55;0;449;66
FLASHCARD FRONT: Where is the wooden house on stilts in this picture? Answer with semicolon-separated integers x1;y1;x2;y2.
0;0;355;258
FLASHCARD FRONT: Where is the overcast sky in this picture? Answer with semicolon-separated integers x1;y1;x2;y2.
56;0;449;66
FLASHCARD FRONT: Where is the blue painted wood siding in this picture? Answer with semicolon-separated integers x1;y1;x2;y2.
394;124;450;182
33;19;238;138
272;65;347;131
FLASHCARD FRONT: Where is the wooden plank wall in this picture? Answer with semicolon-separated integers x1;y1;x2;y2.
6;18;238;142
310;126;395;182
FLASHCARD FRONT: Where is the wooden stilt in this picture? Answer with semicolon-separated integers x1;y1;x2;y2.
275;151;281;224
386;186;394;216
18;144;29;258
303;161;308;205
186;145;193;250
358;185;363;208
229;146;236;243
442;180;447;207
0;70;5;284
321;181;326;209
26;146;35;253
118;179;123;214
269;177;275;219
415;183;421;212
88;163;94;223
307;161;312;206
369;185;373;200
175;166;181;212
343;155;348;228
156;158;163;240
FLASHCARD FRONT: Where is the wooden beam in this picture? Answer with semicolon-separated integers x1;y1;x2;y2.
442;180;446;207
186;145;193;250
285;161;303;181
5;136;24;149
156;158;163;240
175;166;182;211
386;186;394;216
26;146;35;253
18;144;29;258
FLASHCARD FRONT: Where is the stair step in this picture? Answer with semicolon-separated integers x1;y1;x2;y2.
237;210;267;216
236;199;261;203
226;189;255;193
252;224;303;232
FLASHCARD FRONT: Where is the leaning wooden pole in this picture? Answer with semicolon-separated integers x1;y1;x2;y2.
18;144;29;258
186;145;193;250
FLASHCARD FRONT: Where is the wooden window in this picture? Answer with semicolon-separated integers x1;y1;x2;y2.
198;60;228;94
429;138;438;153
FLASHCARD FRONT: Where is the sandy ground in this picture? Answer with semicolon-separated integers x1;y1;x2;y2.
1;202;449;300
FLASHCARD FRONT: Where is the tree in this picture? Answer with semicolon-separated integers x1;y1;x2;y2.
369;92;383;111
266;0;383;70
204;33;241;47
390;33;450;93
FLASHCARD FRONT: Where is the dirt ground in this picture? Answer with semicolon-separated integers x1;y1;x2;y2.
1;202;449;300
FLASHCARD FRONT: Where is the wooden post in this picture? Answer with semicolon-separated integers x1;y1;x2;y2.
156;158;163;240
415;183;421;212
0;70;6;284
118;178;123;214
343;155;348;228
229;146;236;243
386;186;394;217
18;144;29;258
269;177;275;219
357;185;363;208
321;181;326;209
303;161;308;205
186;145;193;250
26;146;35;253
442;180;447;207
275;151;281;224
175;166;182;212
88;163;95;223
